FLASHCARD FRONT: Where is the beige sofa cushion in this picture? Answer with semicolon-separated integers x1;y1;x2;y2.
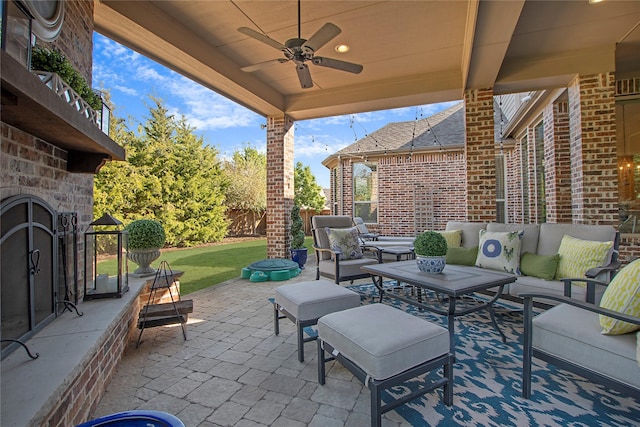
445;222;487;248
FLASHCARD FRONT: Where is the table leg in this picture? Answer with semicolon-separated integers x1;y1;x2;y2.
448;297;456;357
371;274;385;303
488;306;507;343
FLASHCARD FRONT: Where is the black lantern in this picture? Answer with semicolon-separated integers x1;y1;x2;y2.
84;213;128;300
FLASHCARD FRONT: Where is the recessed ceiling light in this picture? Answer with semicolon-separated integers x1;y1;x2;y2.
588;0;604;4
335;44;350;53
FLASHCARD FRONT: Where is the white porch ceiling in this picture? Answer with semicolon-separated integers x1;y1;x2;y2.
94;0;640;121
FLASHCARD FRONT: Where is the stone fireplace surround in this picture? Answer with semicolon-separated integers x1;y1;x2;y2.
0;273;182;426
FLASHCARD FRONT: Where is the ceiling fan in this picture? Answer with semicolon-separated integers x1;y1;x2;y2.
238;0;363;89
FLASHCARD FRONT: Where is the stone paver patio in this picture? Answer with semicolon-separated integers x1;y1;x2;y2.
91;262;415;426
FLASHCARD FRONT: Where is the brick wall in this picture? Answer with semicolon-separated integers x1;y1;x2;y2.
505;142;522;223
266;116;294;258
464;88;496;222
543;101;572;223
333;151;467;234
568;73;618;225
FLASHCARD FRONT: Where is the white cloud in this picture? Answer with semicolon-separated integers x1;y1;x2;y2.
114;85;138;96
294;133;351;158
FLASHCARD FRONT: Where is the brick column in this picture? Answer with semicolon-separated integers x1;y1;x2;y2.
464;88;495;222
567;73;618;225
266;115;295;259
543;101;572;223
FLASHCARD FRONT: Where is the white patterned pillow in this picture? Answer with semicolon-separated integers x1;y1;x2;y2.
599;258;640;335
555;235;613;281
325;227;363;260
475;230;523;274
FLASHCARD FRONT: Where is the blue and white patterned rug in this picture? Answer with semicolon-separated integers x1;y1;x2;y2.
339;282;640;426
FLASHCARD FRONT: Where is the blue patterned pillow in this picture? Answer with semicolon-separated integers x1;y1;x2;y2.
325;227;363;260
475;230;523;274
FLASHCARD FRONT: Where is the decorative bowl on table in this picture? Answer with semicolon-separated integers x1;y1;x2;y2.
415;255;446;273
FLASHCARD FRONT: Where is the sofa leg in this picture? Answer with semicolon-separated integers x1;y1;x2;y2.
522;297;533;399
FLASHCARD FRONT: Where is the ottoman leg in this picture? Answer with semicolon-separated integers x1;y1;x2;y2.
273;303;280;336
370;382;382;427
297;321;305;362
317;339;326;385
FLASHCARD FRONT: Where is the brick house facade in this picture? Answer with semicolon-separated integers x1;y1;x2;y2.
324;82;640;263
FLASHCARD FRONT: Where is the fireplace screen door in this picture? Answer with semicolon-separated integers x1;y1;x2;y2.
1;195;57;358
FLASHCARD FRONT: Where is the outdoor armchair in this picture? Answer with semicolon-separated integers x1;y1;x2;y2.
311;215;379;284
522;272;640;400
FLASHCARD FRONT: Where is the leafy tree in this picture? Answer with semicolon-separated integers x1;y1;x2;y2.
223;145;266;235
94;97;228;247
294;161;325;211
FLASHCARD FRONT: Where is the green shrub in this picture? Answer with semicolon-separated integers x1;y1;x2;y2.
414;231;448;257
31;46;102;110
290;205;305;249
125;219;166;249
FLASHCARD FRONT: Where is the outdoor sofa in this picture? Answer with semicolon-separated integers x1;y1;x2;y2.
443;221;620;305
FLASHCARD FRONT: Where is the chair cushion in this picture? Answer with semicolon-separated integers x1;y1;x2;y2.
555;235;613;281
446;246;478;266
520;252;559;281
275;280;361;321
325;227;363;260
318;304;449;380
436;230;462;248
533;303;640;390
599;258;640;335
475;230;523;274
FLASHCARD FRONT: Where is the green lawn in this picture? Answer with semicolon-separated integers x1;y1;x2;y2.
99;237;313;294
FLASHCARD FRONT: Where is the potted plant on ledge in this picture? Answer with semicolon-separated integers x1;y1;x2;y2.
413;231;448;273
290;205;308;269
126;219;166;276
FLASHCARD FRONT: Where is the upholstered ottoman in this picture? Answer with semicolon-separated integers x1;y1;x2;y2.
274;279;361;362
317;303;453;427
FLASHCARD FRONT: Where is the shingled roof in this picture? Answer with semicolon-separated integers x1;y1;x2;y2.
325;100;508;165
333;102;464;157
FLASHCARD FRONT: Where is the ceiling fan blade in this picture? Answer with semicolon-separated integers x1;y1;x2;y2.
296;63;313;89
241;58;288;72
312;57;363;74
303;22;341;53
238;27;286;51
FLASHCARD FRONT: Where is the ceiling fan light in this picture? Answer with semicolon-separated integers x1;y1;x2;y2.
335;44;350;53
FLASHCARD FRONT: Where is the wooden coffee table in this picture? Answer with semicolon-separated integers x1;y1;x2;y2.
361;261;516;354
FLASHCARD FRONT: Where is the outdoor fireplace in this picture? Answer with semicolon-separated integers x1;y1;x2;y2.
0;195;79;359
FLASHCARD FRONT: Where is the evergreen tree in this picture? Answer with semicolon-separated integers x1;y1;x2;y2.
94;96;228;247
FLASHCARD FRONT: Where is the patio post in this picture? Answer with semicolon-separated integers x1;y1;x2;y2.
464;87;496;222
266;115;295;259
567;72;618;226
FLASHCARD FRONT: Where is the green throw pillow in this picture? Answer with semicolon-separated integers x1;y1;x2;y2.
555;235;613;281
520;252;559;281
599;258;640;335
436;229;462;248
325;227;363;260
446;246;478;266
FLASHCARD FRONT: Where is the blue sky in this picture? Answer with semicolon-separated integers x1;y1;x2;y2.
92;33;458;188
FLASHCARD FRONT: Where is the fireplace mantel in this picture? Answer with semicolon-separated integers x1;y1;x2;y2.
0;51;124;174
